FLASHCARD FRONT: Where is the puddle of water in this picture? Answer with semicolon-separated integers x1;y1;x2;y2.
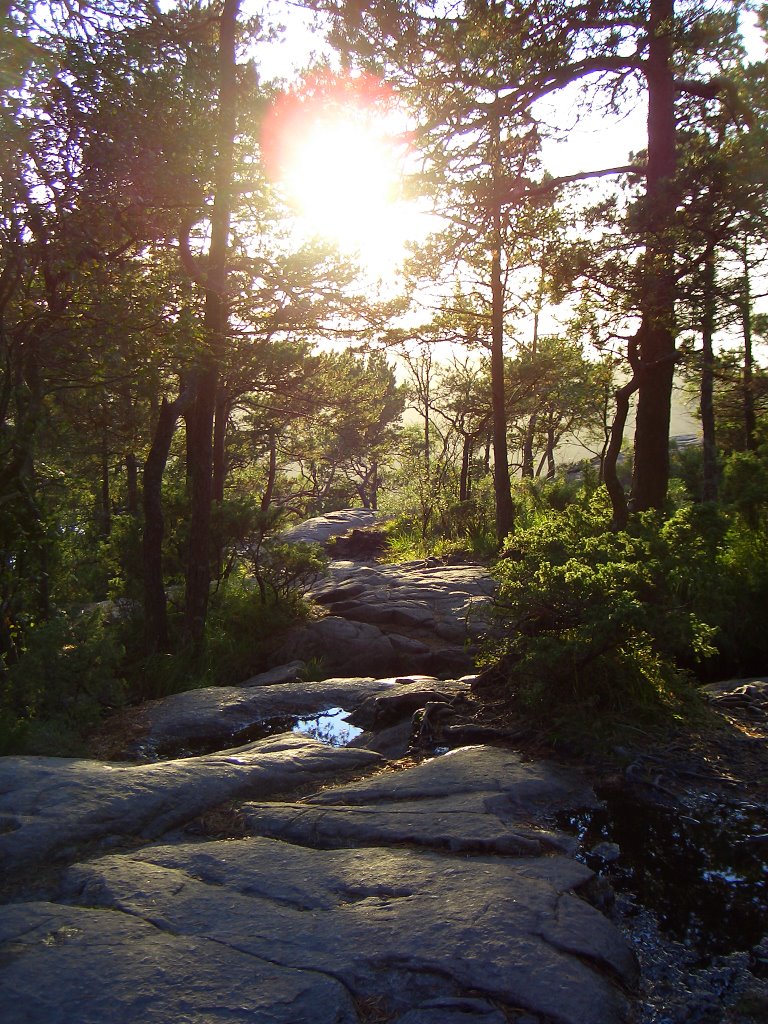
559;792;768;958
153;709;362;760
292;707;363;747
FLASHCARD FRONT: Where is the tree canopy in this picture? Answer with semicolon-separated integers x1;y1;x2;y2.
1;0;768;753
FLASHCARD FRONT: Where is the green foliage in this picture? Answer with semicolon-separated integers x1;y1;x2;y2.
512;474;595;526
251;541;329;601
483;494;722;750
0;609;125;756
722;449;768;529
196;580;309;688
382;476;498;561
120;577;311;703
701;452;768;674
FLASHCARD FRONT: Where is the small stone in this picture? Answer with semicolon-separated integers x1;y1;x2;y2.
590;841;621;863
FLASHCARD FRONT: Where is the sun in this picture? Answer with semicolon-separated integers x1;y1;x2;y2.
285;116;400;247
262;75;421;276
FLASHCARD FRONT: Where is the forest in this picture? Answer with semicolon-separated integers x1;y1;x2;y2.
1;0;767;756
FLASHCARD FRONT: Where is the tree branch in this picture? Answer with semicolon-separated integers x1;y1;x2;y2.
501;164;642;204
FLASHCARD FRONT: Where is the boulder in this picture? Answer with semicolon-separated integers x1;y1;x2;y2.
280;508;378;546
310;562;497;646
0;735;382;877
101;675;399;758
239;661;306;686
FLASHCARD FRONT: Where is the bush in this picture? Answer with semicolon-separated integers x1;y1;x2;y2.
117;576;313;703
482;494;720;750
251;541;328;601
381;477;498;562
0;608;125;755
203;578;310;683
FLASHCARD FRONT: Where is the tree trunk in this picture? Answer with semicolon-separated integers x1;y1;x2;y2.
125;452;139;515
521;414;537;478
521;304;540;479
605;379;639;529
261;426;278;514
546;426;556;479
183;0;240;648
700;240;718;501
490;113;514;543
143;389;192;654
630;0;677;512
740;237;757;452
605;335;641;529
212;390;230;504
459;433;472;502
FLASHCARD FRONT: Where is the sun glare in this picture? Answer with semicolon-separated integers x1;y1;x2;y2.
262;74;423;277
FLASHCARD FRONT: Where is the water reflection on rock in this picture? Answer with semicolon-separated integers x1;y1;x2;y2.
292;708;363;747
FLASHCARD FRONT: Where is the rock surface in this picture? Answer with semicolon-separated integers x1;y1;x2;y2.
0;735;381;876
312;560;497;644
0;900;359;1024
274;559;497;678
0;512;646;1023
280;507;378;545
101;676;401;759
1;744;637;1024
54;837;634;1024
239;660;306;686
240;745;587;857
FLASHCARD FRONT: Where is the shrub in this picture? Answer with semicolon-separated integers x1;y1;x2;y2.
0;608;125;755
119;576;313;702
381;477;498;562
251;541;328;601
482;494;720;749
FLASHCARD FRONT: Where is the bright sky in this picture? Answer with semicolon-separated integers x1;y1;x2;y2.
540;10;767;177
249;1;767;290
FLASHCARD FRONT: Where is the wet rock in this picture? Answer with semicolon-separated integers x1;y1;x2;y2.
56;834;636;1024
0;735;382;876
107;676;398;758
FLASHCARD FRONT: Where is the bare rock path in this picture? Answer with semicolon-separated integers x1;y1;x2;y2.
278;511;498;678
0;511;641;1024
